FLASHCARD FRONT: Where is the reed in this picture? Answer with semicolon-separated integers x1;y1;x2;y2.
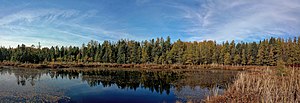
205;67;300;103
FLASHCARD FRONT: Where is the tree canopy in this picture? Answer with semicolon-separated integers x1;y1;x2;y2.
1;36;299;66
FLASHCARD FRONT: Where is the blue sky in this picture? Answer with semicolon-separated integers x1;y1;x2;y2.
0;0;300;47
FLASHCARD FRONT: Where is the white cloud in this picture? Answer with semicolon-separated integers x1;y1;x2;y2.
0;8;136;47
173;0;300;42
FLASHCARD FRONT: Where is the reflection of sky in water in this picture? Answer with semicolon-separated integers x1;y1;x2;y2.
0;70;77;102
67;83;176;103
0;68;237;102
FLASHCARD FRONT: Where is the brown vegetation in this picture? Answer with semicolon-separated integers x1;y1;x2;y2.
0;61;271;70
205;67;300;103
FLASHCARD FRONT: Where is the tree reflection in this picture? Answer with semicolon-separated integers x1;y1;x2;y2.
56;69;183;94
0;67;46;86
0;67;237;97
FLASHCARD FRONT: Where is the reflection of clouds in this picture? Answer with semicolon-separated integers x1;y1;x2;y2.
0;68;44;86
172;70;236;102
0;67;238;102
0;68;69;102
173;86;224;102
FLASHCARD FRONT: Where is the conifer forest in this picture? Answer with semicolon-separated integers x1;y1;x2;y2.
1;37;299;66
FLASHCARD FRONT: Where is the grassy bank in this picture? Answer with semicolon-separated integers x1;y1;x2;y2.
0;61;270;70
205;67;300;103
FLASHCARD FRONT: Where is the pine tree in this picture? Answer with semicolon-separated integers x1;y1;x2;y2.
220;41;230;64
94;44;101;62
168;39;185;64
101;41;113;63
1;36;299;66
183;42;194;65
233;55;241;65
296;37;300;64
117;40;127;64
256;41;264;65
153;38;162;64
165;36;171;52
286;38;297;65
130;41;141;64
241;49;247;65
212;42;220;64
268;46;276;66
142;40;151;64
229;40;236;64
224;52;231;65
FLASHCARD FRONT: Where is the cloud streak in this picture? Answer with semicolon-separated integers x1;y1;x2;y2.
1;0;300;47
173;0;300;42
0;8;136;47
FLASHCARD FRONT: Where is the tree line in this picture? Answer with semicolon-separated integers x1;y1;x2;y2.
0;36;299;66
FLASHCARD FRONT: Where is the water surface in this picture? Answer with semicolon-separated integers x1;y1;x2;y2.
0;67;238;102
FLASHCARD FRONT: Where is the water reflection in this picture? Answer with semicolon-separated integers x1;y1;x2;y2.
56;69;183;94
0;67;238;102
0;67;45;86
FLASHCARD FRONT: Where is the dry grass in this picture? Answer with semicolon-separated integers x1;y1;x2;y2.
205;67;300;103
0;61;271;70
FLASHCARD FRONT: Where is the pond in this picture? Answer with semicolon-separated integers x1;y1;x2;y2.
0;67;238;103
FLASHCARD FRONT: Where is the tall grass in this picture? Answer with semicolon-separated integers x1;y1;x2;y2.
205;67;300;103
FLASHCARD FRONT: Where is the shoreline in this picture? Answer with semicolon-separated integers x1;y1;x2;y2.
0;61;271;70
2;61;299;102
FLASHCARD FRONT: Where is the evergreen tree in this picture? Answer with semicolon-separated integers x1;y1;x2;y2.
0;36;299;66
117;40;127;64
183;42;194;65
233;55;241;65
241;49;247;65
224;52;231;65
167;39;185;64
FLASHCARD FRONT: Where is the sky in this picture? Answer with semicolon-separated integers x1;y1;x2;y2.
0;0;300;47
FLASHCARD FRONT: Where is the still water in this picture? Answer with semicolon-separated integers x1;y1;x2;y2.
0;67;238;103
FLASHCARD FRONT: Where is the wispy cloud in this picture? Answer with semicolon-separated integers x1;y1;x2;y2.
171;0;300;42
0;8;135;47
1;0;299;47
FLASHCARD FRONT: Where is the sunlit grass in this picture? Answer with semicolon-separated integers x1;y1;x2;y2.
205;67;300;102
